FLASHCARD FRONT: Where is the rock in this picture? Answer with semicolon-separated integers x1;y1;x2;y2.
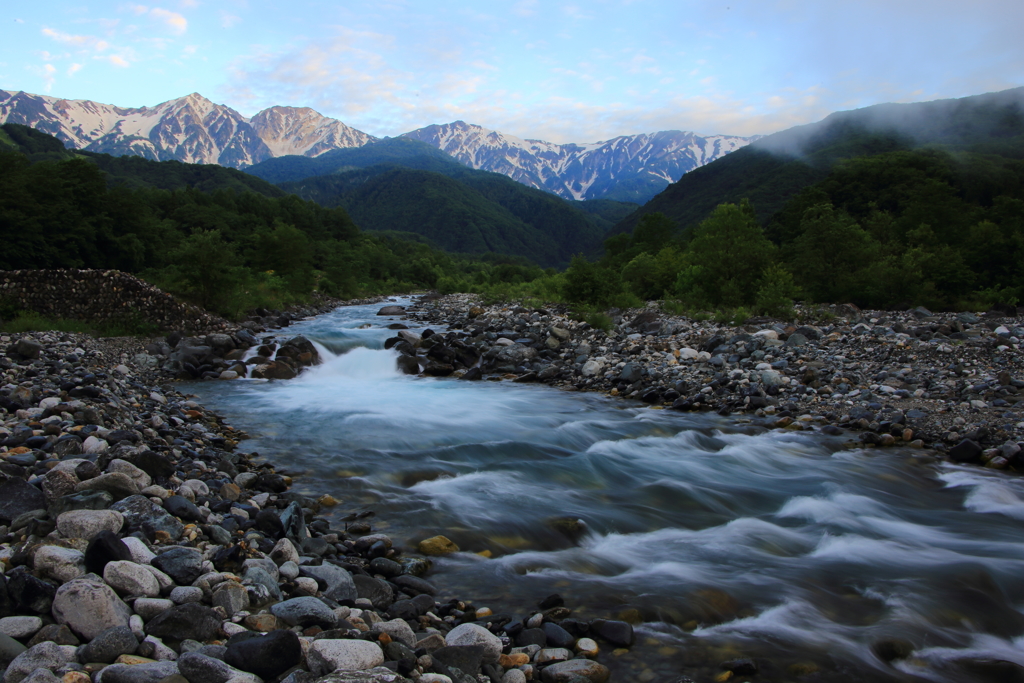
110;495;184;540
312;667;410;683
540;659;611;683
32;546;86;583
581;360;603;377
299;563;357;603
307;639;385;675
163;495;206;523
444;623;501;664
169;586;204;604
224;629;301;680
542;622;575;649
7;570;56;615
132;598;175;621
0;633;27;668
93;660;179;683
211;581;249;617
79;625;138;664
377;306;406;316
0;616;43;640
949;439;984;463
26;624;78;648
592;619;634;647
177;651;259;683
51;577;132;641
74;472;139;501
13;338;44;360
354;575;394;610
270;597;338;629
372;619;416;648
106;459;151;490
151;546;204;585
0;478;47;525
143;603;222;642
84;530;134;575
104;561;161;598
56;509;123;540
3;641;71;683
388;594;435;621
432;645;487;676
418;536;459;556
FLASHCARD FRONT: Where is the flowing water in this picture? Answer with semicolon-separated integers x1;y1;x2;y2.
190;300;1024;682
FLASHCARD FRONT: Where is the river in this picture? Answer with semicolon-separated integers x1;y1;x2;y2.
189;299;1024;683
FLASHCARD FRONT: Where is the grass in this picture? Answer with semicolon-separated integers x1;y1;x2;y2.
0;311;161;337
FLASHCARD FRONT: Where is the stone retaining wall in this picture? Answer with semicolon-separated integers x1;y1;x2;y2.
0;269;228;334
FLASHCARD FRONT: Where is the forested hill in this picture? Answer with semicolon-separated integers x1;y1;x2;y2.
1;122;286;197
0;123;558;319
612;86;1024;236
249;136;637;267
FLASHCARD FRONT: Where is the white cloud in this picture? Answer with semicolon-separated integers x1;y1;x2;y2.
220;11;241;28
67;63;84;76
31;63;58;92
150;8;187;34
107;55;131;67
42;28;110;51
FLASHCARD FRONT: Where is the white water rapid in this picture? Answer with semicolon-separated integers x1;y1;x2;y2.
189;300;1024;683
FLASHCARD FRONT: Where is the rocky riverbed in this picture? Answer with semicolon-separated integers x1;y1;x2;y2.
395;295;1024;472
0;301;632;683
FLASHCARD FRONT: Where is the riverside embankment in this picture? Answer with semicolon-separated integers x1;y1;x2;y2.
5;293;1024;683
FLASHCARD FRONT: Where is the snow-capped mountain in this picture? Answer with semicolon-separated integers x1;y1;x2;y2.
401;121;757;202
0;89;755;201
249;106;375;158
0;90;375;168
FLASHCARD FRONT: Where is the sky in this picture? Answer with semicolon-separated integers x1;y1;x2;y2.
2;1;1022;143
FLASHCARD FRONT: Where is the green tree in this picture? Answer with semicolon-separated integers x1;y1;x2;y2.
676;200;777;308
167;229;248;313
787;202;880;303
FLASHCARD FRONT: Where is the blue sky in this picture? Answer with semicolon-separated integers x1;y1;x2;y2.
3;1;1021;142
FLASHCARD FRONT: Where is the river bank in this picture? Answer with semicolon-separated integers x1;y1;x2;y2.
399;294;1024;472
0;300;631;683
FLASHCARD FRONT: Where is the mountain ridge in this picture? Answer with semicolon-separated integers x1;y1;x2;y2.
0;89;752;202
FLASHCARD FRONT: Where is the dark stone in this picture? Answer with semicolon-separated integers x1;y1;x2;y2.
542;622;575;649
432;645;486;676
388;594;435;620
393;575;436;596
0;477;47;524
164;495;205;523
111;495;184;541
224;629;302;680
396;355;420;375
151;546;204;584
872;638;914;662
254;509;285;539
80;625;138;664
369;557;403;578
949;439;984;463
133;451;176;480
49;490;114;517
280;501;308;542
7;568;56;614
953;658;1024;683
84;530;133;575
27;623;79;647
516;628;546;648
377;306;406;316
539;594;564;610
354;574;394;609
591;619;635;647
255;473;288;493
722;658;758;675
144;603;222;642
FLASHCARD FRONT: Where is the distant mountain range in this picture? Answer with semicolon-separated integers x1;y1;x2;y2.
0;89;753;203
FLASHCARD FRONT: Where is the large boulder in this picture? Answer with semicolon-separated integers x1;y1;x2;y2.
307;639;385;676
51;577;132;641
224;629;302;680
143;602;221;642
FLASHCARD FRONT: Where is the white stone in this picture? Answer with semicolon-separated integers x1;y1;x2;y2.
104;561;161;598
581;360;603;377
107;459;152;489
143;564;176;592
753;329;779;340
33;545;86;583
0;615;43;639
82;435;109;454
419;675;453;683
38;396;62;411
678;347;698;360
120;536;156;564
56;509;123;540
307;639;385;675
133;598;175;620
372;618;417;648
444;622;502;664
51;577;132;641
